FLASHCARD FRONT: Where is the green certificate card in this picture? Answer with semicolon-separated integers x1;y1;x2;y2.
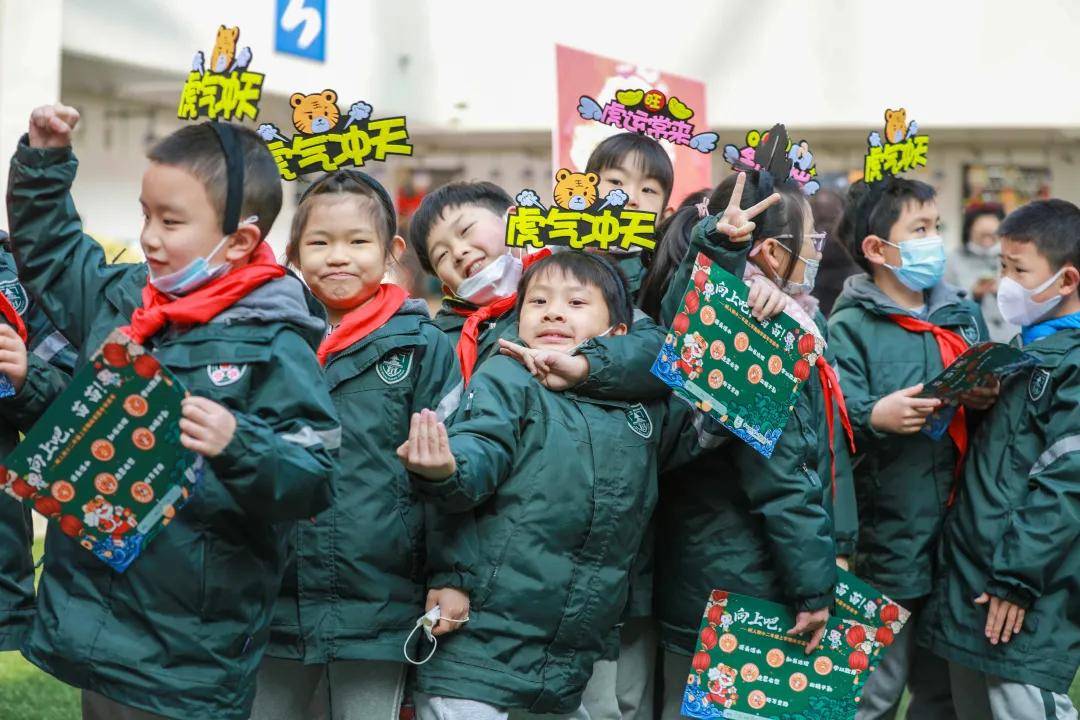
652;253;818;457
0;330;201;572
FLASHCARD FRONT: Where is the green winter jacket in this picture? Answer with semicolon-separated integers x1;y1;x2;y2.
813;312;858;557
828;274;987;600
919;326;1080;694
653;217;837;655
269;299;463;664
7;138;340;720
410;352;703;713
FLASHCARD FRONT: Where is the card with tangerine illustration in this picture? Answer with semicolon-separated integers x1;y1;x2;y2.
680;590;896;720
0;329;201;573
651;254;818;458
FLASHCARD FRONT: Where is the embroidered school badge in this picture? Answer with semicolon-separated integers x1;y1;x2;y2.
0;279;29;315
625;403;654;439
207;363;247;387
376;350;413;385
960;319;981;345
1028;368;1051;402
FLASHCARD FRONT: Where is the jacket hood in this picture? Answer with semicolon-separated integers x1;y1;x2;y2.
835;272;969;318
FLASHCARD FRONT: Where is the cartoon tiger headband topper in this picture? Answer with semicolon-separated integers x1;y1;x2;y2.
177;25;265;122
505;169;657;252
862;107;929;184
722;124;820;196
577;88;719;154
256;89;413;181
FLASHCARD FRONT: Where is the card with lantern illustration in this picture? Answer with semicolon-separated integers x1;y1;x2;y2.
651;255;819;458
0;329;201;572
832;568;911;639
915;342;1036;440
680;590;896;720
505;169;657;252
256;89;413;181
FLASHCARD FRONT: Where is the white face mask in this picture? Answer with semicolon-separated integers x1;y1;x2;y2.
455;253;523;305
997;267;1067;327
968;242;1001;258
402;604;469;666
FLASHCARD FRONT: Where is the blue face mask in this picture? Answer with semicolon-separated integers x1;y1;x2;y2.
149;215;259;296
882;235;946;291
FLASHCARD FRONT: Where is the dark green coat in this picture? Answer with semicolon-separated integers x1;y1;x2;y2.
828;274;987;600
411;353;702;713
653;217;837;655
919;327;1080;694
0;237;75;651
269;299;462;663
7;138;339;720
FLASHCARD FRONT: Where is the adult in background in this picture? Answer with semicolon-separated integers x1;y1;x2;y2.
946;203;1016;342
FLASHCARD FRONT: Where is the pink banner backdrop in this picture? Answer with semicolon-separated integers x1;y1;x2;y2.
554;44;712;209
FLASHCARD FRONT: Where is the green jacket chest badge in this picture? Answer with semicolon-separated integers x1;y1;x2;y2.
625;402;654;439
1028;368;1051;402
959;319;980;345
0;279;29;315
377;349;414;385
207;363;247;387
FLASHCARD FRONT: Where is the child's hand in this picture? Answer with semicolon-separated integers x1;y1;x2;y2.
835;556;850;571
396;409;456;480
0;325;28;393
746;275;789;322
870;384;941;434
715;171;782;243
28;104;80;149
974;592;1025;645
788;607;830;654
498;339;589;391
180;396;237;457
958;377;1000;411
426;587;470;637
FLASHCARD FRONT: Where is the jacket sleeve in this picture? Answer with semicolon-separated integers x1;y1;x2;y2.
658;394;730;472
411;327;478;592
736;394;837;612
411;362;524;513
0;352;69;433
207;330;339;521
6;137;134;349
574;311;670;400
828;420;859;557
659;216;752;327
827;309;888;449
985;363;1080;608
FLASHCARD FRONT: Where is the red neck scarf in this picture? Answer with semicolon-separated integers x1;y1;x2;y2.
450;249;551;385
815;356;856;497
318;283;409;366
888;314;969;504
121;242;285;345
0;292;27;343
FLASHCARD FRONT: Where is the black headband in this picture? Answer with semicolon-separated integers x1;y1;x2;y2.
298;169;398;239
207;122;245;235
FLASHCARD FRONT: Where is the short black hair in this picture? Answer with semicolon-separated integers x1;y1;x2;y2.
998;199;1080;270
585;133;674;208
838;177;936;273
408;181;513;275
147;123;282;240
962;202;1005;247
517;251;634;328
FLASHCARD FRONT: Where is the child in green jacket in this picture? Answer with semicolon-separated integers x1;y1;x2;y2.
398;251;705;719
651;171;841;720
919;200;1080;720
828;177;992;720
7;105;339;720
251;169;463;720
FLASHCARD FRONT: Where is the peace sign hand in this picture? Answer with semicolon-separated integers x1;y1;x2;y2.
715;172;782;243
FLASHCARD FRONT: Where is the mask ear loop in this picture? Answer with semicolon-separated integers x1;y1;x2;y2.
402;607;470;666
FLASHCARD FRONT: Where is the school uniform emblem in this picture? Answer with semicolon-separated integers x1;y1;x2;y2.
376;349;413;385
0;279;29;315
625;403;653;439
207;363;247;387
959;319;980;345
1028;368;1051;401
